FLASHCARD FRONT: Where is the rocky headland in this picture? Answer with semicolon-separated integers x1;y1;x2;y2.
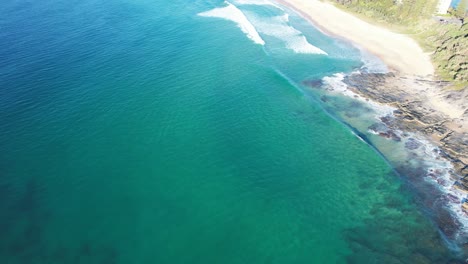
302;71;468;243
343;73;468;180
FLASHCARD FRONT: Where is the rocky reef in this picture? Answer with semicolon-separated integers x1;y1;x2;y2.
343;72;468;185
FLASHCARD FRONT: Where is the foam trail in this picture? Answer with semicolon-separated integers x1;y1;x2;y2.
198;2;265;45
248;13;327;55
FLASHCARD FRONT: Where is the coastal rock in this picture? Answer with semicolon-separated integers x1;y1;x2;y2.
345;74;401;104
435;207;460;238
368;123;387;133
368;122;401;141
440;132;468;164
379;131;401;142
461;165;468;176
405;138;421;150
342;72;468;176
379;115;393;125
323;70;468;243
446;193;460;203
453;181;468;193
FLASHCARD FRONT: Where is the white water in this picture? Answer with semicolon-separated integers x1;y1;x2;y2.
247;13;328;55
358;48;388;73
322;73;394;116
233;0;283;9
199;1;327;54
198;1;265;45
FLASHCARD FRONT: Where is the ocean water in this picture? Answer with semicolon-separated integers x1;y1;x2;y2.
0;0;463;263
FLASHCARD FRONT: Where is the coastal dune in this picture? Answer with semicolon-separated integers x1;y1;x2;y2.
276;0;434;76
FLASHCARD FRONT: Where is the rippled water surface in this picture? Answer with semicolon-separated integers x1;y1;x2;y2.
0;0;462;262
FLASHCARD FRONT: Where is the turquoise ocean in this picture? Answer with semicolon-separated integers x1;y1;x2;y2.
0;0;465;262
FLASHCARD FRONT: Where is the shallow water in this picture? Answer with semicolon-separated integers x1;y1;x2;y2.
0;0;463;262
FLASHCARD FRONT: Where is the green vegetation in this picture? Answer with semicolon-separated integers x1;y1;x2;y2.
453;0;468;19
332;0;468;89
333;0;438;25
415;22;467;89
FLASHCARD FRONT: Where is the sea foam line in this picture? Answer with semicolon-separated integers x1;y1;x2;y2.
198;1;265;45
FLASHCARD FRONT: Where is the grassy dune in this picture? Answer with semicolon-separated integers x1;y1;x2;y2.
332;0;467;89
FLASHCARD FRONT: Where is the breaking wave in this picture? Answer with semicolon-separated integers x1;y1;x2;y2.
233;0;283;9
247;13;327;55
198;1;265;45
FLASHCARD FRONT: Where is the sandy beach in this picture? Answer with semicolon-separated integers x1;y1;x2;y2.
276;0;434;77
276;0;467;149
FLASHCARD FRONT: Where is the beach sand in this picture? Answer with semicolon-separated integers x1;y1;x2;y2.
276;0;467;148
276;0;434;77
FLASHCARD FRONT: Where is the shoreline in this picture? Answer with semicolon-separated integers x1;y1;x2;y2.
338;72;468;241
275;0;434;77
274;0;467;127
274;0;468;245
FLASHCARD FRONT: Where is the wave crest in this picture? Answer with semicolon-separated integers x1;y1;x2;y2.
198;2;265;45
233;0;283;9
248;13;327;55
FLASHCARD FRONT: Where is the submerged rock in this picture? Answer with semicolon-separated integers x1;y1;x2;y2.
446;193;460;203
368;123;387;134
378;130;401;142
343;72;467;176
379;115;394;126
302;79;323;88
312;69;468;244
405;138;422;150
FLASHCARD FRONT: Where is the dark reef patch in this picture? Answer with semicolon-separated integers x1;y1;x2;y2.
302;79;323;88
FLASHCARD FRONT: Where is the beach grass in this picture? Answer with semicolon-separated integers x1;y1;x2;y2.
330;0;467;89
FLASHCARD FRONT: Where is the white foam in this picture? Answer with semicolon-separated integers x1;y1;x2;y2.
322;73;395;116
322;73;348;92
358;48;388;73
233;0;283;9
198;2;265;45
247;13;327;55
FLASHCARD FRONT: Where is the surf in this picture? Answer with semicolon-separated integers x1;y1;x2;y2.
246;12;327;55
198;1;265;45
